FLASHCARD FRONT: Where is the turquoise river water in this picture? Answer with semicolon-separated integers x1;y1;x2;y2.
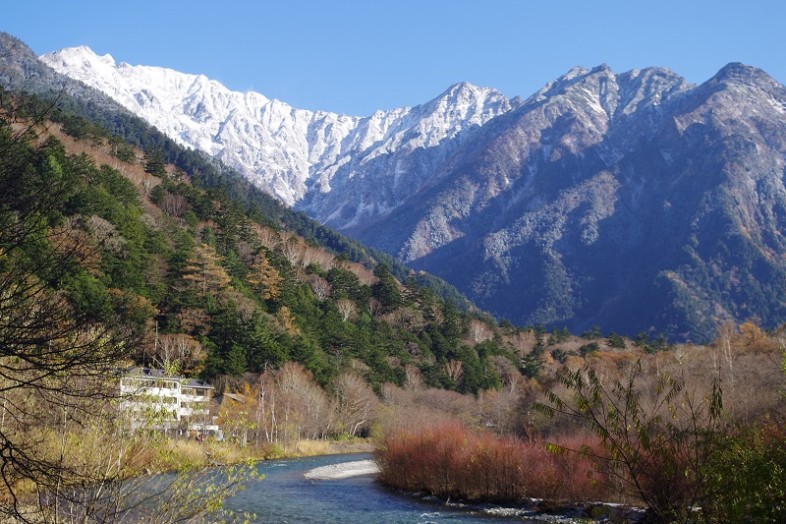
223;453;541;523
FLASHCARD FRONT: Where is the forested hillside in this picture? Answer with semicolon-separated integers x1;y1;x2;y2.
40;34;786;343
1;89;520;394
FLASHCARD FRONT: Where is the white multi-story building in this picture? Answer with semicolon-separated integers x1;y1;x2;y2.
119;368;219;437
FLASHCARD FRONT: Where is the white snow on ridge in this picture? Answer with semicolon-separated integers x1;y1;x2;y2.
41;46;512;213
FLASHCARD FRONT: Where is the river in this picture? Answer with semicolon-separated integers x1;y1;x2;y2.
223;453;542;523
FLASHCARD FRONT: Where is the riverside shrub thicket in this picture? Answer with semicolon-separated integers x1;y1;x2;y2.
376;421;608;503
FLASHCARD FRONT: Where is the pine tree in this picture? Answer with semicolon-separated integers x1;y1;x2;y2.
143;146;167;177
372;263;402;313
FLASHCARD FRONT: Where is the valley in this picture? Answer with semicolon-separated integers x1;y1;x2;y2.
0;26;785;523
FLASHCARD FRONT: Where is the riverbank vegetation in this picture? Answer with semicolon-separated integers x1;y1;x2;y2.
376;327;786;522
377;421;606;503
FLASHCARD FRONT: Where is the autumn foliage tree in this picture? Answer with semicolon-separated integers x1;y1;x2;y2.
246;250;282;303
255;362;333;445
180;243;231;296
217;383;260;447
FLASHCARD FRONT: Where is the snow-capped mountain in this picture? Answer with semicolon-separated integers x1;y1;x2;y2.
42;46;513;215
37;44;786;341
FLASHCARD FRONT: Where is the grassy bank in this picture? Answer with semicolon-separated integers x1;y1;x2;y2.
1;434;375;523
114;436;376;473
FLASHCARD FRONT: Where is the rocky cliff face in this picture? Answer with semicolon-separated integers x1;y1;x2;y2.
396;63;786;340
40;44;786;340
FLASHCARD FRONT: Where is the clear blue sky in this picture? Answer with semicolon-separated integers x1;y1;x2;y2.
5;0;784;116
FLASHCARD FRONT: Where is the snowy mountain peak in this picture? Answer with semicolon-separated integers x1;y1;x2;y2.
45;46;117;78
433;81;509;112
525;63;691;123
590;63;613;74
709;62;781;92
48;45;114;64
441;81;495;99
560;66;590;82
40;47;512;213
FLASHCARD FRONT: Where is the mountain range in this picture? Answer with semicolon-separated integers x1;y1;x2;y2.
30;42;786;341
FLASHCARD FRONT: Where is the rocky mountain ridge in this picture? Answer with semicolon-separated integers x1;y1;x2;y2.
40;45;786;340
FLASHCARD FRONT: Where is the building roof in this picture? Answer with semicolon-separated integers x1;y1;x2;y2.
123;367;214;390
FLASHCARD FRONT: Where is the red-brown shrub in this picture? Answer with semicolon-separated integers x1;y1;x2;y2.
376;421;614;504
